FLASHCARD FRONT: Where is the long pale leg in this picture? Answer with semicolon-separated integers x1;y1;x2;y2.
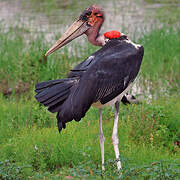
99;108;105;171
112;101;121;171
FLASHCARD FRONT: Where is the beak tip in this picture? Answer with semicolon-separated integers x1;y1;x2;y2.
45;51;50;57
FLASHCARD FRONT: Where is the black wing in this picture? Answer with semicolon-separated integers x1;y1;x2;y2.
58;39;144;123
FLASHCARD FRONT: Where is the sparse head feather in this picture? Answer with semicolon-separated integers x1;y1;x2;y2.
90;4;104;13
79;5;105;21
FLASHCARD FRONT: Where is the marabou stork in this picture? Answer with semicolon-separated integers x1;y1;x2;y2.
35;5;144;171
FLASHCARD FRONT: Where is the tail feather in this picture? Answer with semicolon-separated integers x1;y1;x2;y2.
43;90;69;107
35;83;72;103
35;79;70;91
35;77;89;133
35;78;76;114
57;114;66;133
48;101;64;113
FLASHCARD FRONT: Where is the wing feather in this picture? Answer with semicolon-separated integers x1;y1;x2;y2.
67;40;144;120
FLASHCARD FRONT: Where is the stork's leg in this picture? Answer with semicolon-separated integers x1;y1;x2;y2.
99;108;105;171
112;101;121;171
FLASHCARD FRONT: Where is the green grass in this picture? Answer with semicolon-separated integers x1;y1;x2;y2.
145;0;180;25
0;96;179;179
0;27;179;97
0;27;180;179
138;28;180;97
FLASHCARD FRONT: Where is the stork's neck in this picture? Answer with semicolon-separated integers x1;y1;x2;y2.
85;18;104;46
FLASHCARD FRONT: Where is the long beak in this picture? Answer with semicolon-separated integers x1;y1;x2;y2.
45;19;90;56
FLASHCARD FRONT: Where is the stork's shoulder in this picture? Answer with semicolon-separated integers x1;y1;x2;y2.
123;39;143;51
104;34;144;54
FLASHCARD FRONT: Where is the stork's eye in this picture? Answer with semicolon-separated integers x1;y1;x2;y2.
86;11;91;16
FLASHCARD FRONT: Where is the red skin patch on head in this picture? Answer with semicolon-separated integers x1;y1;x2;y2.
104;31;121;39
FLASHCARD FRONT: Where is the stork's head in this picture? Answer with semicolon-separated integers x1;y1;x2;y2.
45;5;105;56
79;5;104;27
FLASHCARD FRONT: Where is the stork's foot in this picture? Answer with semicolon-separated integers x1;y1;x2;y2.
112;139;122;171
116;158;122;171
102;163;105;172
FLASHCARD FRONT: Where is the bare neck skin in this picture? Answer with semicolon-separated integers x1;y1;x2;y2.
85;18;105;46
